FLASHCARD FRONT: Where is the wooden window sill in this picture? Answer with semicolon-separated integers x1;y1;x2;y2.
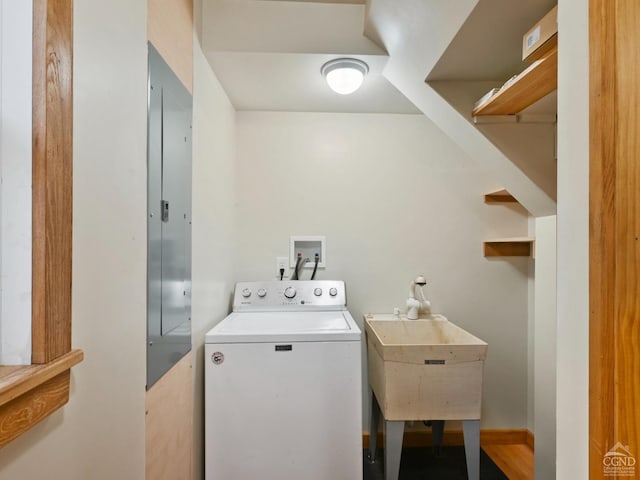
0;349;83;447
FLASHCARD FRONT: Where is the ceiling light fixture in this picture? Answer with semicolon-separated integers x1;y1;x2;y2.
321;58;369;95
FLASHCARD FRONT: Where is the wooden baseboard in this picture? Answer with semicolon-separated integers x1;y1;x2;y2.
525;429;535;451
363;429;533;449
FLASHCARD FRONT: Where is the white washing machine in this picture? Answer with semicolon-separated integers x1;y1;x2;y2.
205;280;362;480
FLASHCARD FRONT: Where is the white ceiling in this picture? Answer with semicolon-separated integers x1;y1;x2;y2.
201;0;557;114
201;0;420;113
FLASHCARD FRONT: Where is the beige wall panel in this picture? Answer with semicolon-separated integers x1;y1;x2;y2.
148;0;193;93
146;353;194;480
146;2;194;478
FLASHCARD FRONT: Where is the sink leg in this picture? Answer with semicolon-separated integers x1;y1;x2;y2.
384;420;405;480
368;388;381;462
431;420;445;456
462;419;480;480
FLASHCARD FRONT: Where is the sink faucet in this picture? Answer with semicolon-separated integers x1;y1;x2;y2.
406;275;431;320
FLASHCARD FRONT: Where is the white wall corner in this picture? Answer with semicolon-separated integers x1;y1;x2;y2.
556;0;590;476
527;215;536;432
534;215;557;479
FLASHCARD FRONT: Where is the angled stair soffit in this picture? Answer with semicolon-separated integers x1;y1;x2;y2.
426;0;557;82
254;0;365;3
364;0;557;216
203;0;383;55
430;80;557;205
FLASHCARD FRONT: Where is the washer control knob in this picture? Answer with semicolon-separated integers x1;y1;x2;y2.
257;288;267;298
329;287;338;297
284;287;296;299
241;288;251;298
314;288;323;296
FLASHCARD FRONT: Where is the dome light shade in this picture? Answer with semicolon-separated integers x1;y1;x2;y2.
321;58;369;95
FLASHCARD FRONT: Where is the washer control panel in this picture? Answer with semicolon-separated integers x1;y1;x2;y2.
233;280;347;311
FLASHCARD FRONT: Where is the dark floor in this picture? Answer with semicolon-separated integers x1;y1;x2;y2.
363;447;508;480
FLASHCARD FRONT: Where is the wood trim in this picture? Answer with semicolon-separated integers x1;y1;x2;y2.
31;0;74;364
0;352;82;449
0;350;83;407
589;0;640;478
588;0;615;472
0;350;84;448
362;429;530;449
525;429;535;451
610;0;640;471
0;371;71;448
0;0;81;448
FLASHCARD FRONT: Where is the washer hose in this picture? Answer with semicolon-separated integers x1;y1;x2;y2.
310;254;320;280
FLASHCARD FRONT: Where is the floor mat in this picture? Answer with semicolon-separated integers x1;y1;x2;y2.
363;446;509;480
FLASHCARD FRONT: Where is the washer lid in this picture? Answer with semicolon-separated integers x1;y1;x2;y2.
205;311;361;343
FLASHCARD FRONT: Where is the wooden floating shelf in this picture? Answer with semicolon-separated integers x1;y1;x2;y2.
484;189;518;204
472;45;557;116
484;238;535;257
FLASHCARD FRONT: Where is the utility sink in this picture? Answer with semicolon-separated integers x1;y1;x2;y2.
365;314;488;421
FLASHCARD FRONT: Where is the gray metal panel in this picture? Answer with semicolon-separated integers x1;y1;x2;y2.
160;87;191;335
147;46;163;348
147;43;192;389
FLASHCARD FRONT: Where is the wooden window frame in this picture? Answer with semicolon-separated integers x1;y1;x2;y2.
0;0;82;448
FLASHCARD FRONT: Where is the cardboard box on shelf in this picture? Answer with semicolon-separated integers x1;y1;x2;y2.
522;5;558;62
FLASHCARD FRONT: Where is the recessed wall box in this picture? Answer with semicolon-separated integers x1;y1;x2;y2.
290;236;326;269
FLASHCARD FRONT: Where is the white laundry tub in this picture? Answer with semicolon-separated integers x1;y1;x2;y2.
365;314;488;421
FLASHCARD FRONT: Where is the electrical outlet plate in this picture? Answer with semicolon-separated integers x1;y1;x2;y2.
276;256;289;278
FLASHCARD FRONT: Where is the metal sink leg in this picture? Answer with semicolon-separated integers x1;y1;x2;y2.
431;420;445;456
462;419;480;480
384;420;405;480
368;388;381;462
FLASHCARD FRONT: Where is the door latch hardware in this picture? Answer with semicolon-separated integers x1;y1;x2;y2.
161;200;169;222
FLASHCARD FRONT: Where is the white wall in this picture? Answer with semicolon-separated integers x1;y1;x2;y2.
429;80;558;205
0;0;32;365
190;34;238;480
556;0;589;476
0;1;148;478
235;111;531;429
527;216;535;432
534;215;557;479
